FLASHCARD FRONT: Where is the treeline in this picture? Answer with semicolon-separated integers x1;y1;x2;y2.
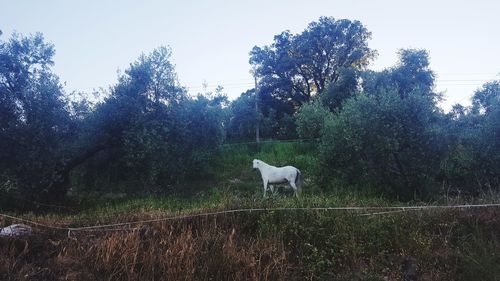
0;35;226;204
228;18;499;199
0;17;499;205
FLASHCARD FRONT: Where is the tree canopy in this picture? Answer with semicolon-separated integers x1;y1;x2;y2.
1;18;499;206
0;33;226;204
0;32;74;202
250;17;376;105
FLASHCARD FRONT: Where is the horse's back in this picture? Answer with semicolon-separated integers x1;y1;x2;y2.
266;166;297;182
281;166;299;174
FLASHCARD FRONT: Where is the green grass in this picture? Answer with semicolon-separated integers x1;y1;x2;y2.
2;141;500;280
5;188;393;228
3;189;499;280
4;140;500;234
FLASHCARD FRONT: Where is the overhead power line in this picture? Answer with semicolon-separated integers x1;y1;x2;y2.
180;73;499;92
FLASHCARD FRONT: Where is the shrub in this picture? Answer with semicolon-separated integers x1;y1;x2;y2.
318;89;444;199
296;100;333;140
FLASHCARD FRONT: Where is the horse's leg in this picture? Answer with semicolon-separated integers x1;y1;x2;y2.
269;184;274;194
289;180;299;198
262;178;268;198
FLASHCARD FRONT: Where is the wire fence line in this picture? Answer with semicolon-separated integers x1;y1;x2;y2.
222;138;320;147
2;203;500;237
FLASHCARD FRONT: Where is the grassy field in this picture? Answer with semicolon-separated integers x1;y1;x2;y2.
1;142;500;280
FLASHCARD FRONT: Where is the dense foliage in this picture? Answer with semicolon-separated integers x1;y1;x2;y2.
317;50;444;199
441;81;500;194
295;100;332;140
243;17;375;139
250;17;375;104
0;35;226;204
71;47;227;194
0;32;74;203
1;16;499;205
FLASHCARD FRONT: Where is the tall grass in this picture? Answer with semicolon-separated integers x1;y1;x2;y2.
1;204;499;280
2;141;500;280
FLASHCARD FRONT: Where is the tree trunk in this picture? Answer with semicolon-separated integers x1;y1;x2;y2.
43;143;109;203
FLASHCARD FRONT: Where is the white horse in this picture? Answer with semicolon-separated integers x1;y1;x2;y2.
252;159;302;197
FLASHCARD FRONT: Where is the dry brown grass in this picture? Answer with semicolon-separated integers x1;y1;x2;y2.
1;207;500;280
1;217;290;281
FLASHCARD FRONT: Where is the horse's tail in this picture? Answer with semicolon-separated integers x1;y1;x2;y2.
295;168;302;190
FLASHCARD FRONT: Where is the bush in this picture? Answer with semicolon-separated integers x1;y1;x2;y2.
318;89;444;199
69;49;226;195
71;94;226;194
441;81;500;194
296;100;333;139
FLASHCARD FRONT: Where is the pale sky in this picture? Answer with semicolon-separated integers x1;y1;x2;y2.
2;0;499;110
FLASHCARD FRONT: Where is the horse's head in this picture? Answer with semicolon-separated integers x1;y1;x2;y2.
252;159;260;169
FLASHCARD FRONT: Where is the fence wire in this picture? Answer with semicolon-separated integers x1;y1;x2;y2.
2;203;500;237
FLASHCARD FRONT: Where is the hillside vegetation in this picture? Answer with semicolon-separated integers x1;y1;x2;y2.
1;16;499;280
1;143;500;281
